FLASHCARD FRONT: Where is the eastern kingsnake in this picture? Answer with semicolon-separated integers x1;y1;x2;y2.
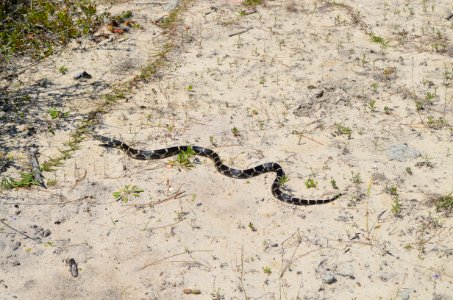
94;135;342;205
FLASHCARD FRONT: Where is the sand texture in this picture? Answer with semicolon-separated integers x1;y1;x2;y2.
1;0;452;299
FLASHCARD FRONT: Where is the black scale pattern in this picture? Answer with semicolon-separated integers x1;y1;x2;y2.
94;135;342;205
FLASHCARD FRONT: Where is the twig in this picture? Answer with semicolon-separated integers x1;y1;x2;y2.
228;26;253;37
0;219;37;240
28;147;46;188
138;249;212;271
446;13;453;21
239;247;248;300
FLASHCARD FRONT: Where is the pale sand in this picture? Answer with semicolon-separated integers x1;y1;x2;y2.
1;0;452;299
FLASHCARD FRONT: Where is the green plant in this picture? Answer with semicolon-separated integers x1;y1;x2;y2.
49;108;70;119
369;32;388;48
112;185;144;203
333;123;352;139
305;178;318;189
370;82;378;93
243;0;263;6
58;65;68;75
366;99;377;112
415;100;425;111
263;266;272;275
46;179;57;187
424;91;436;104
186;85;194;91
231;127;241;137
0;173;39;190
330;178;338;189
351;172;362;184
426;116;448;129
387;185;398;196
248;222;257;232
433;193;453;215
175;146;195;169
0;0;99;61
391;196;402;217
278;175;289;186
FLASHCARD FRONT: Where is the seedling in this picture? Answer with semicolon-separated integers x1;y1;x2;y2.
391;197;402;217
369;33;388;48
333;123;352;139
366;99;377;112
174;146;196;169
305;178;318;189
351;172;362;184
231;127;241;137
330;178;338;189
48;108;70;119
386;185;398;196
58;66;68;74
248;222;257;232
263;266;272;275
433;193;453;215
112;185;144;203
278;175;289;186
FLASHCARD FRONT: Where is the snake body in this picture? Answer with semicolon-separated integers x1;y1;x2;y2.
94;134;342;205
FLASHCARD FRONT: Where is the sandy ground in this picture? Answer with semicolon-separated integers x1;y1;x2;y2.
1;0;453;299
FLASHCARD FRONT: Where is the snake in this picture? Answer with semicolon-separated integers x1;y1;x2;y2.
93;134;342;205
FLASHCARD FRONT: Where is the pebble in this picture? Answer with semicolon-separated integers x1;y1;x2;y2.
41;229;51;237
336;264;354;277
399;288;414;300
322;271;337;284
10;241;21;251
0;240;6;252
386;143;421;162
11;261;20;267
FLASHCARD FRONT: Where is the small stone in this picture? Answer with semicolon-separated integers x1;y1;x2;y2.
336;264;354;277
41;229;51;237
10;241;21;251
399;288;414;300
11;261;20;267
386;144;421;162
322;271;336;284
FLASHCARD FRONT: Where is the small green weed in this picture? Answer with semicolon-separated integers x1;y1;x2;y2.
243;0;263;6
58;66;68;75
333;123;352;139
426;116;448;129
386;185;398;196
305;178;318;189
433;193;453;215
391;196;402;217
248;222;257;232
231;127;241;137
175;146;196;169
113;185;144;203
0;173;39;190
369;33;388;48
351;172;362;184
48;108;70;119
278;175;289;186
366;99;377;112
263;266;272;275
330;178;338;189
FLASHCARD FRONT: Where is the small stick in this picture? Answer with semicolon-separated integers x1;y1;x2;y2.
0;219;37;240
228;26;253;37
446;13;453;21
28;146;46;188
